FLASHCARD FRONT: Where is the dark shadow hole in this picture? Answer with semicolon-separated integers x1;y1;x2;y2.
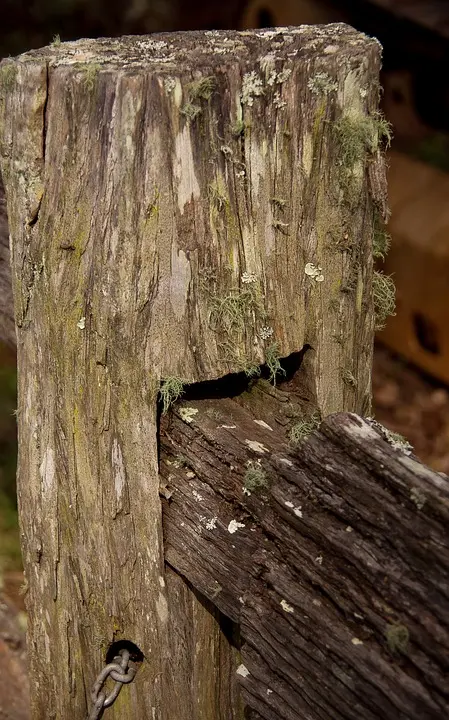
106;639;144;665
158;344;312;408
412;312;440;355
257;8;275;28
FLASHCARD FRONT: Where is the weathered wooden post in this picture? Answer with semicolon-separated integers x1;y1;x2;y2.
0;25;389;718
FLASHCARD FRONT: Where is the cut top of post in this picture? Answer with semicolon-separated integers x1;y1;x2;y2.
0;26;385;415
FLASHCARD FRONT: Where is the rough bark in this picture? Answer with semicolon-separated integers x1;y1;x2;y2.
0;26;384;718
160;390;449;720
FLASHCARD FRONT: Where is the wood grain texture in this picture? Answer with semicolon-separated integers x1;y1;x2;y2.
0;176;15;348
160;389;449;720
0;26;383;718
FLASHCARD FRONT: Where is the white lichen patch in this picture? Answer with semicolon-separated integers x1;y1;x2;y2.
77;316;85;329
39;447;55;493
410;487;426;510
219;424;237;429
280;599;294;613
254;419;273;431
242;71;264;106
199;516;218;530
266;689;273;695
285;500;302;517
346;526;353;533
112;438;126;501
245;439;268;454
304;263;324;282
241;271;257;284
228;519;245;534
279;458;294;467
351;637;363;646
315;555;323;564
236;664;250;678
365;418;413;455
259;326;274;340
164;76;176;94
179;407;198;424
192;490;203;502
273;92;287;109
308;71;337;95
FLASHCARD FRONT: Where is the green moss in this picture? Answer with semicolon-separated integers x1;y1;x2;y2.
82;64;101;91
265;342;285;386
159;377;186;414
243;461;268;492
385;624;409;654
373;270;396;330
289;413;321;444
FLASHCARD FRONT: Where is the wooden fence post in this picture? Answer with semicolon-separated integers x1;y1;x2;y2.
0;25;387;718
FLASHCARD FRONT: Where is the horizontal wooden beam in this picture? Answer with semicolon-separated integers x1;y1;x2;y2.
160;385;449;720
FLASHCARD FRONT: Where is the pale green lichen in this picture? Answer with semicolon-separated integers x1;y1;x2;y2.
308;71;337;95
188;76;216;102
410;487;426;510
209;286;265;337
373;270;396;330
333;112;392;171
159;377;186;414
180;102;202;121
373;219;392;261
82;64;101;91
241;71;264;106
179;407;198;424
289;413;321;444
342;369;357;387
243;460;268;492
51;34;61;46
265;342;285;386
385;624;409;654
181;76;216;121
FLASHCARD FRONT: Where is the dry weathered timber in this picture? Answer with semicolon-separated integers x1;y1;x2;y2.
160;389;449;720
0;176;14;348
0;25;385;718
